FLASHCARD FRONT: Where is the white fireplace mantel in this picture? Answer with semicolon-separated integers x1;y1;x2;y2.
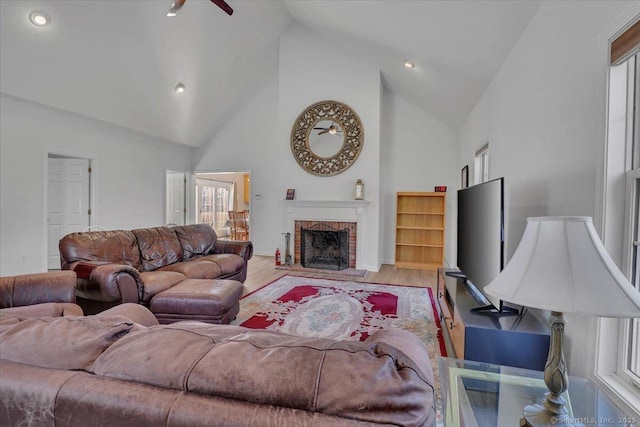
285;200;369;210
285;200;370;269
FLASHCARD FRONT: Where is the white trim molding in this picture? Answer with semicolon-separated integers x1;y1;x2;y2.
285;200;369;270
594;318;640;419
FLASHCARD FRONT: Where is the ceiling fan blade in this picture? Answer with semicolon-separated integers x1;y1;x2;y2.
318;130;329;135
211;0;234;15
313;127;330;130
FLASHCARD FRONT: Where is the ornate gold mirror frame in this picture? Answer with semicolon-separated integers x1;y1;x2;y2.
290;100;364;176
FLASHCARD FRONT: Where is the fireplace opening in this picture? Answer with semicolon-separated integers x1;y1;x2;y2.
301;223;349;270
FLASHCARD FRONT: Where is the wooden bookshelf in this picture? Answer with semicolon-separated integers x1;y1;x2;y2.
395;192;445;270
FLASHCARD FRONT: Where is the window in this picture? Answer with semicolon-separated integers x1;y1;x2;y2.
623;168;640;381
475;143;490;184
615;50;640;392
597;20;640;415
195;178;233;235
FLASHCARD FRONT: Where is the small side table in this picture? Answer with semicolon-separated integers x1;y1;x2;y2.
438;357;637;427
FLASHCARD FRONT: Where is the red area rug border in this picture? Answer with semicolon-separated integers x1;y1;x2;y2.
242;274;447;357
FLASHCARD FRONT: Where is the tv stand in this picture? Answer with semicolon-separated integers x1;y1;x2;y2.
437;268;550;371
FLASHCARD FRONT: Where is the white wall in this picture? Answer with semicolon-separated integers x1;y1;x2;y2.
195;24;384;270
192;77;279;257
278;24;382;270
0;95;192;275
194;24;458;271
458;0;637;378
380;90;458;265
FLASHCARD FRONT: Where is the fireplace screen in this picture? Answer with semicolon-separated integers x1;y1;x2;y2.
300;223;349;270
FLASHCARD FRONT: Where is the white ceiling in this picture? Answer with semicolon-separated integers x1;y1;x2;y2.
0;0;541;147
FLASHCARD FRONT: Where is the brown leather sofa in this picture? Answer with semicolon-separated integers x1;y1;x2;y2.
0;305;436;426
0;271;83;317
58;224;252;322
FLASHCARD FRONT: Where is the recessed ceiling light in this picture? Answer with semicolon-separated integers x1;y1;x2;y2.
403;60;415;69
29;11;50;27
174;82;186;94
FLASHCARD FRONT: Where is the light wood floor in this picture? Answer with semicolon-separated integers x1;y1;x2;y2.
243;255;438;296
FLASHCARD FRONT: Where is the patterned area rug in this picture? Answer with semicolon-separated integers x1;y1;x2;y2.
232;275;446;425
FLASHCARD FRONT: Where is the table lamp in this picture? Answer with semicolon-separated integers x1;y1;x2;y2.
484;216;640;427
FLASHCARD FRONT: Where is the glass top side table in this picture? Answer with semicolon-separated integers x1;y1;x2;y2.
438;357;637;427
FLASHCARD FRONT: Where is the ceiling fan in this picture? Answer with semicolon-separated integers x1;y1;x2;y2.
167;0;233;17
313;122;342;136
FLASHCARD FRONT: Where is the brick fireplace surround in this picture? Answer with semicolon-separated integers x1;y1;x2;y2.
286;200;369;270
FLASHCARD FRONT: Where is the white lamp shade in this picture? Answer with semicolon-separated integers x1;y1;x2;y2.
485;216;640;317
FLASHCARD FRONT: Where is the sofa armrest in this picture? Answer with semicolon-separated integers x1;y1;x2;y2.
365;328;435;385
212;240;253;261
0;271;77;308
71;261;142;304
0;303;83;318
97;303;159;327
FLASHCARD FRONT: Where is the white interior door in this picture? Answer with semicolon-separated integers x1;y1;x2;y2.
47;158;90;269
166;172;186;225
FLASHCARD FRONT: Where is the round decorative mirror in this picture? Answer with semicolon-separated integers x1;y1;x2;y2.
290;100;364;176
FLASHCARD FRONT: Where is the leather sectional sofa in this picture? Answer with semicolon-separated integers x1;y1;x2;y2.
58;224;252;323
0;305;437;426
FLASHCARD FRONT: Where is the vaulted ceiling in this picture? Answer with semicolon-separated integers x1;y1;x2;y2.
0;0;541;147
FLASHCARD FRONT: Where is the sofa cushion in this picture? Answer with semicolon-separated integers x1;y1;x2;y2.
0;315;139;370
199;254;245;275
91;324;435;426
132;227;183;272
59;230;142;270
174;224;217;260
0;361;81;427
138;271;186;303
158;260;223;279
0;361;375;427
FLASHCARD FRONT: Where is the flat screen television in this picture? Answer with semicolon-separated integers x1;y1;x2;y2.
453;177;519;315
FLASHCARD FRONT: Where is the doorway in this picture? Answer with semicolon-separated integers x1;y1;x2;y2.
47;155;92;269
195;172;250;239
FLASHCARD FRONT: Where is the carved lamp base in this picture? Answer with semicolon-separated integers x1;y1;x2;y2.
519;312;585;427
520;404;584;426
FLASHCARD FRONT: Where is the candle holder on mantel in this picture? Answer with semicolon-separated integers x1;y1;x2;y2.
355;179;364;200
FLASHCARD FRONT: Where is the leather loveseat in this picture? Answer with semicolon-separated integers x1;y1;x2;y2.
0;306;437;427
58;224;252;322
